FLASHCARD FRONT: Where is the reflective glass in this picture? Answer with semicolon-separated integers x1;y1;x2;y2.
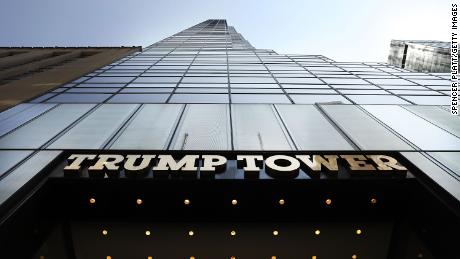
276;105;354;150
170;104;231;150
48;104;138;149
0;104;56;137
108;94;169;103
232;104;294;150
0;104;95;149
321;105;413;150
291;95;351;104
363;105;460;150
231;94;290;104
111;104;183;150
170;94;229;103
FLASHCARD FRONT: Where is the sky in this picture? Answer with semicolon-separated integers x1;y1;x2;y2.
0;0;451;62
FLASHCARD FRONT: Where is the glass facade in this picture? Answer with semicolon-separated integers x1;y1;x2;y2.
0;19;458;259
0;19;458;198
0;20;460;192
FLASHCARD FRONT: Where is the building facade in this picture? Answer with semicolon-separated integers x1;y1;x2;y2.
388;40;450;73
0;47;141;111
0;20;459;259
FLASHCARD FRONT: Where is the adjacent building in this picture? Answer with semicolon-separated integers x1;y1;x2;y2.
388;40;450;73
0;20;458;259
0;47;141;111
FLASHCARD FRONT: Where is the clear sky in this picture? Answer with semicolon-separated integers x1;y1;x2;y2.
0;0;451;62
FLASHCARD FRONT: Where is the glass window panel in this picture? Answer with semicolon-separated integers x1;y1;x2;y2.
29;93;56;103
76;83;126;88
411;79;450;86
231;94;290;104
169;94;229;103
282;84;330;89
366;78;416;85
346;95;409;104
277;77;323;84
291;95;351;104
0;103;56;137
108;94;169;103
401;152;460;201
428;152;460;178
189;65;226;70
267;65;304;71
274;73;311;77
286;89;337;94
0;104;95;149
170;104;231;150
362;105;460;150
127;83;176;88
231;89;283;94
232;104;294;150
337;89;387;95
0;150;33;178
231;84;279;88
176;88;228;93
48;104;138;149
321;105;413;150
85;77;135;83
110;104;183;150
46;93;111;103
403;96;450;105
317;74;356;78
0;104;38;122
112;65;150;70
144;72;184;77
133;77;182;83
0;151;61;206
181;77;228;83
389;90;441;95
330;85;380;90
230;77;276;83
322;78;369;85
179;83;228;88
403;106;460;137
98;72;142;77
66;88;119;93
276;105;354;150
377;85;427;90
430;85;451;90
120;88;174;93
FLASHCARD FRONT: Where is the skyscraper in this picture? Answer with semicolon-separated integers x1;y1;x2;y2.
0;20;458;259
388;40;450;73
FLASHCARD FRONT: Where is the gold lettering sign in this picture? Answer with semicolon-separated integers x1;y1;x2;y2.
63;153;408;179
